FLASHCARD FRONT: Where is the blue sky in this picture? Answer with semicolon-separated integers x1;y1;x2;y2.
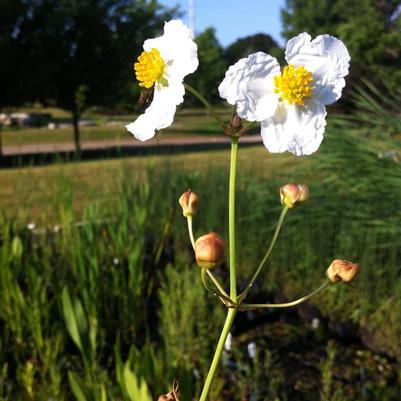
159;0;286;47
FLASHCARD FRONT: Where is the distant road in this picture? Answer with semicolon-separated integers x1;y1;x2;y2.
2;134;262;156
0;135;263;168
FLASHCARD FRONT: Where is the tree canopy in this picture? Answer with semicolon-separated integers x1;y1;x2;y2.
282;0;401;87
187;27;227;104
224;33;282;66
0;0;177;110
0;0;177;150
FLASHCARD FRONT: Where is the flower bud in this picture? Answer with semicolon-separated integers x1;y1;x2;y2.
158;393;177;401
326;259;359;283
195;232;225;269
230;113;242;130
158;380;180;401
179;189;199;217
280;183;309;208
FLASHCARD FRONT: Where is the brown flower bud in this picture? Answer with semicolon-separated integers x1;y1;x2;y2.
195;232;225;269
230;113;242;130
179;189;199;217
326;259;359;283
280;183;309;208
158;380;180;401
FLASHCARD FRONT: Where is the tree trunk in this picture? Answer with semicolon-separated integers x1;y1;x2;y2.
72;108;81;156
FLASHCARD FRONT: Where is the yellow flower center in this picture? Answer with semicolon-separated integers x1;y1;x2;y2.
134;48;165;88
274;64;313;106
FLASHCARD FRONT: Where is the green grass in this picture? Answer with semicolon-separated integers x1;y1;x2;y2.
0;145;304;223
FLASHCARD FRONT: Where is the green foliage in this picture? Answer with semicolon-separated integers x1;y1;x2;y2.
68;371;96;401
1;115;401;399
320;341;344;401
0;0;177;110
62;287;97;374
224;33;283;66
187;27;227;104
121;363;152;401
159;263;225;397
343;77;401;138
281;0;401;88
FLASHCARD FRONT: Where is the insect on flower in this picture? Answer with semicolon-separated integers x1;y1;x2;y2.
126;20;198;141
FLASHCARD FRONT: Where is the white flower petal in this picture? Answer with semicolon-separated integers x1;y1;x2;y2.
127;20;197;141
285;33;350;105
126;83;184;141
218;52;280;121
144;20;198;80
261;100;327;156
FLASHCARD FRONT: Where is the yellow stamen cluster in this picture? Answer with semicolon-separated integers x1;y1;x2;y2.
134;48;165;88
274;64;313;106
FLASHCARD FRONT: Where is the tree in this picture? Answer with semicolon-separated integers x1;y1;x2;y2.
0;0;177;153
281;0;401;89
224;33;282;66
187;27;227;104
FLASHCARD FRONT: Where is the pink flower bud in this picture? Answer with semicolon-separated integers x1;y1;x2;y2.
179;190;199;217
280;183;309;208
326;259;359;283
195;232;225;269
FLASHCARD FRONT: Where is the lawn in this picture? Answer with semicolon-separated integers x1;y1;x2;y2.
0;144;306;223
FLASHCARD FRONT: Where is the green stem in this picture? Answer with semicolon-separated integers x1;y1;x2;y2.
198;136;239;401
187;215;196;250
207;270;230;299
184;83;225;127
229;136;238;299
238;206;288;302
200;269;235;307
238;280;330;310
198;308;236;401
190;216;232;305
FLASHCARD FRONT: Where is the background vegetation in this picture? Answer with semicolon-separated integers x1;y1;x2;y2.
1;0;401;400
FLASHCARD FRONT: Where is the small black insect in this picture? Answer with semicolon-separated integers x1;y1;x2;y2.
138;87;154;110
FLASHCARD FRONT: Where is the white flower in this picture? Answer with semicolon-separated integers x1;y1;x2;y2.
126;20;198;141
218;33;350;156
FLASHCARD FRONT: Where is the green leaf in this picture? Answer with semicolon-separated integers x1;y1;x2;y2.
11;236;23;261
114;337;129;400
72;296;88;342
68;371;95;401
123;363;152;401
62;287;83;353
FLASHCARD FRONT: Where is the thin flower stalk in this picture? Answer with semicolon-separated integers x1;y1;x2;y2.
199;136;239;401
200;269;235;307
187;214;232;305
186;215;196;250
238;206;288;302
184;83;225;127
237;280;330;311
